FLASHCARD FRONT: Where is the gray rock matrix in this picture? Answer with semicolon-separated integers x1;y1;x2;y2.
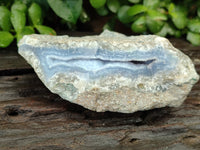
18;30;199;113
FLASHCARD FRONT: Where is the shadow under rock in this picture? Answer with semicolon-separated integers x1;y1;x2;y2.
52;96;173;127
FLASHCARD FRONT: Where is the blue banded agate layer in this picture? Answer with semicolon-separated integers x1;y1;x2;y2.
19;44;177;80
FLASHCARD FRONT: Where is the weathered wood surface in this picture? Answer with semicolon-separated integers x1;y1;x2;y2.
0;38;200;150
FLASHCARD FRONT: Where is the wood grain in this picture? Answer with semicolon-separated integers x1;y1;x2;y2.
0;38;199;150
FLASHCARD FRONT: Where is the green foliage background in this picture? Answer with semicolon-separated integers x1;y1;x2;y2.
0;0;200;48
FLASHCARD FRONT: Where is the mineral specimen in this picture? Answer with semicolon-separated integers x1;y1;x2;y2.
18;30;199;113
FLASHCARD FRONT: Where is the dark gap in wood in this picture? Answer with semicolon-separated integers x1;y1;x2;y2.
7;109;19;116
0;68;34;76
129;138;140;143
182;135;197;140
3;105;32;117
4;105;20;116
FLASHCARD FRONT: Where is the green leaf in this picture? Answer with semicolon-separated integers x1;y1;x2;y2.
107;0;120;13
128;5;147;16
174;30;181;38
188;19;200;33
156;25;167;37
131;16;146;33
35;25;56;35
79;8;90;23
156;23;175;37
28;3;43;25
165;23;176;36
0;6;12;31
47;0;82;24
11;1;27;13
146;9;166;33
146;16;164;33
16;26;35;42
96;6;109;16
168;3;187;29
187;32;200;46
128;0;140;3
103;17;116;30
159;0;172;8
147;9;167;21
10;10;26;33
168;3;175;14
117;6;133;24
89;0;106;9
22;0;49;13
171;12;187;29
169;3;187;16
198;8;200;18
0;31;14;48
143;0;159;9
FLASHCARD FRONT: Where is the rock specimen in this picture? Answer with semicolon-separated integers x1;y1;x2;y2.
18;30;199;113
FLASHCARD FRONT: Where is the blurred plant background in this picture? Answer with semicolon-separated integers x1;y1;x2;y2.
0;0;200;48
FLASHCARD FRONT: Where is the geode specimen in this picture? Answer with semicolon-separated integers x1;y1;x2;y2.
18;30;199;113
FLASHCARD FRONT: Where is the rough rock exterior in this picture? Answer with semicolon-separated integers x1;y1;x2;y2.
18;30;199;113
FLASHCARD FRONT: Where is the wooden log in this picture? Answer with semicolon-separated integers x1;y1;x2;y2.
0;38;199;150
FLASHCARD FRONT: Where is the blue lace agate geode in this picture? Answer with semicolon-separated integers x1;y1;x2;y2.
18;30;199;113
